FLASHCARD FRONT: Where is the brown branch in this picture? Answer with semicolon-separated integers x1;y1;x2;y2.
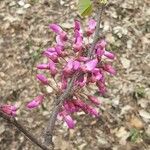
43;4;105;148
88;4;105;57
0;111;50;150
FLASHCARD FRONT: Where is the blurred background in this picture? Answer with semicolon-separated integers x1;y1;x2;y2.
0;0;150;149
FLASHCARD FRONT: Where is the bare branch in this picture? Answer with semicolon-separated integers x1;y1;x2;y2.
0;111;50;150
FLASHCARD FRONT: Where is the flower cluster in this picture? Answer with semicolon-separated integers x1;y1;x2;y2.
0;19;116;129
34;19;116;128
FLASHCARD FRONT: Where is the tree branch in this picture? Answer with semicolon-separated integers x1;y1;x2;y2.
43;4;105;148
0;111;50;150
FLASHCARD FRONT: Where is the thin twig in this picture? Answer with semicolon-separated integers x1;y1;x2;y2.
88;4;105;57
0;111;50;150
43;4;105;148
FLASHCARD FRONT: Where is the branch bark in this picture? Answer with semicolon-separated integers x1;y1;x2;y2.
0;111;50;150
43;4;105;148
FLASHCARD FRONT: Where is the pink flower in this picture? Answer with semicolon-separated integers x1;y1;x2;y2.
56;35;64;46
63;60;74;74
73;29;83;52
74;20;81;31
77;56;89;62
104;51;115;60
49;24;67;41
88;96;101;105
73;37;83;52
97;81;107;95
103;64;116;75
36;74;49;85
84;59;98;72
63;114;75;129
49;60;57;76
59;111;75;129
86;19;97;36
0;104;17;116
27;95;44;109
85;105;99;117
73;60;80;71
73;98;86;108
63;101;77;113
89;68;102;83
60;75;67;90
43;50;58;62
76;74;87;87
37;63;50;70
55;45;64;56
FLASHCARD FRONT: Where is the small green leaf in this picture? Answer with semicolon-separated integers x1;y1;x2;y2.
78;0;92;16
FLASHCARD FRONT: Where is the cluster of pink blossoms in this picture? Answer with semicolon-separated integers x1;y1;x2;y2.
0;19;116;129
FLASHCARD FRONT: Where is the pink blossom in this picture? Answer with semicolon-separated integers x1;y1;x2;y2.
27;95;44;109
76;74;87;87
43;50;58;62
63;101;77;113
74;20;81;31
86;19;97;36
36;74;49;85
97;81;107;95
88;96;101;105
56;35;64;46
63;114;75;129
73;99;87;110
104;51;115;60
0;104;17;116
73;60;80;71
84;59;98;72
49;24;67;41
37;63;50;70
63;60;74;74
89;68;102;82
49;60;57;76
47;47;56;52
73;37;83;52
77;56;89;62
60;75;67;90
103;64;116;75
85;105;99;117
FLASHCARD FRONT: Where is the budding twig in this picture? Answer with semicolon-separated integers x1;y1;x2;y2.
43;5;105;148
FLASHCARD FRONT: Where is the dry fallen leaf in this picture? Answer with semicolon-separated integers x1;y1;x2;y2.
130;116;144;129
120;57;131;69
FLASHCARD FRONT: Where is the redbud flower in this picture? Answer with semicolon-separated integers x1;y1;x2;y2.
97;81;107;95
103;64;116;75
0;104;17;116
60;75;67;90
73;60;80;71
73;36;83;52
74;20;81;31
104;51;115;60
85;105;99;117
43;50;58;62
86;19;97;36
88;96;101;105
84;59;98;72
63;60;74;74
27;95;44;109
36;74;49;85
63;101;77;113
49;24;67;41
37;63;50;70
49;60;57;76
59;111;75;129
